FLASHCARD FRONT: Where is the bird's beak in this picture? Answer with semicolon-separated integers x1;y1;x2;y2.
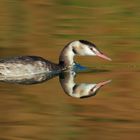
95;80;111;90
96;52;112;61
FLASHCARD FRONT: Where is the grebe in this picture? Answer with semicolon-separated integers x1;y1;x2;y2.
0;40;111;77
59;71;111;98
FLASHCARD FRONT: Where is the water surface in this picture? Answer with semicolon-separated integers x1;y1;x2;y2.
0;0;140;140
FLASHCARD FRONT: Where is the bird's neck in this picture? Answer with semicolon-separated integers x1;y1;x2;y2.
59;45;75;69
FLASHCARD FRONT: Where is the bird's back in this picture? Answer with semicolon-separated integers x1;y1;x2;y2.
0;56;61;77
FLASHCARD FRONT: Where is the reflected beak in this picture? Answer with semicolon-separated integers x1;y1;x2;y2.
95;80;112;90
96;52;112;61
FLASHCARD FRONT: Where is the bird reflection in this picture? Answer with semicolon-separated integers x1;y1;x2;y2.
0;71;60;84
59;71;111;98
0;70;111;99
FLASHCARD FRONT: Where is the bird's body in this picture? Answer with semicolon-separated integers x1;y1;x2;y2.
0;56;62;77
0;40;111;77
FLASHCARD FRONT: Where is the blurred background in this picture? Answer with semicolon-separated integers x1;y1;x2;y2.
0;0;140;140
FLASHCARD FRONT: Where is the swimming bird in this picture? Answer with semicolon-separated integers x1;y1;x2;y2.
0;40;111;77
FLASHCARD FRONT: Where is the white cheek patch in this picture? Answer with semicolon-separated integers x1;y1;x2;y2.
80;45;96;56
70;41;96;56
93;47;99;54
72;84;96;98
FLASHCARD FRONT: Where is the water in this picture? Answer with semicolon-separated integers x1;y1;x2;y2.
0;0;140;139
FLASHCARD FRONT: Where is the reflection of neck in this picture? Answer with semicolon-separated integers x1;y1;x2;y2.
59;71;75;95
59;45;75;69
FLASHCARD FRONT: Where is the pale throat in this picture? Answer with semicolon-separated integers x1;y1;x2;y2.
59;45;75;68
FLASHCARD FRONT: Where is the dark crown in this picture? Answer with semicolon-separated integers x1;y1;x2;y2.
79;40;97;48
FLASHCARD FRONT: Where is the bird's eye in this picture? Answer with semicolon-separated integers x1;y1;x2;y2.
90;87;95;92
90;47;96;53
90;47;94;52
